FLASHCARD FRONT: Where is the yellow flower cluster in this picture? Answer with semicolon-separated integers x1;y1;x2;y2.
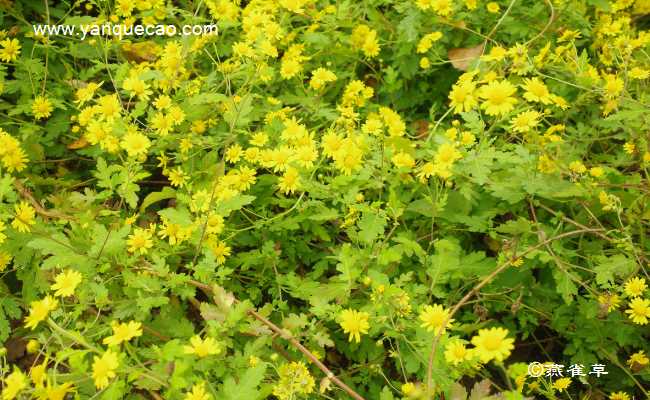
0;128;28;172
351;24;381;58
272;361;315;400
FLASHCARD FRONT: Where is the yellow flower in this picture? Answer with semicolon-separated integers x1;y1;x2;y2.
127;227;154;254
103;320;143;346
310;68;337;90
30;362;47;388
418;0;453;16
351;25;381;58
225;144;243;163
0;38;21;62
1;368;27;400
487;2;500;13
444;339;468;365
510;110;540;133
0;251;12;272
278;167;301;195
627;350;649;370
333;145;364;176
610;392;631;400
538;154;557;174
120;131;151;158
26;339;40;354
590;166;604;177
470;327;514;363
43;382;74;400
624;277;647;297
552;377;571;392
419;304;454;334
10;202;35;233
154;95;172;110
625;297;650;324
392;152;415;169
623;142;636;154
481;46;508;62
185;382;211;400
629;67;649;80
75;82;101;105
183;335;222;358
339;309;370;343
122;75;151;100
449;81;478;113
272;362;315;400
92;350;119;389
401;382;416;396
32;96;54;120
51;269;82;297
603;74;624;98
598;293;621;313
167;167;187;187
24;295;58;330
206;238;231;265
479;80;518;116
417;32;443;54
569;160;587;174
521;78;553;104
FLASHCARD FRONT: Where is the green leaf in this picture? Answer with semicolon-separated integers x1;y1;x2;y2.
140;186;176;213
593;254;636;287
220;364;267;400
357;211;387;245
553;270;578;304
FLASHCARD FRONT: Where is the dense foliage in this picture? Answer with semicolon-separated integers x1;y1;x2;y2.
1;0;650;399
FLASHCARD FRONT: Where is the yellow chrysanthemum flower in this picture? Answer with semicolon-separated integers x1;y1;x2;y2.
50;269;82;297
625;297;650;324
24;295;58;330
92;350;119;389
127;227;154;254
184;382;211;400
103;320;143;346
470;327;514;363
339;309;370;343
183;335;222;358
32;96;54;120
419;304;454;334
479;80;518;116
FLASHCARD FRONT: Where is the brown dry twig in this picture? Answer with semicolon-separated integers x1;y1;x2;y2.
186;279;366;400
13;179;76;221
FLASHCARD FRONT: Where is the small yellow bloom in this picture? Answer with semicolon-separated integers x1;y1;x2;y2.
12;201;36;233
552;377;571;392
183;335;221;358
185;382;211;400
103;320;143;346
625;297;650;324
487;2;500;13
24;295;58;330
444;339;468;365
51;269;82;297
623;277;647;297
127;227;154;254
419;304;454;334
1;368;27;400
470;327;514;363
339;309;370;343
92;350;119;389
32;96;54;120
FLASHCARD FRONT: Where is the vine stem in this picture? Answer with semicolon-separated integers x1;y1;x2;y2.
186;280;366;400
424;227;604;394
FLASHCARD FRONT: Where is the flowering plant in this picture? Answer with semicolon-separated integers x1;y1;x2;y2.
1;0;650;399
